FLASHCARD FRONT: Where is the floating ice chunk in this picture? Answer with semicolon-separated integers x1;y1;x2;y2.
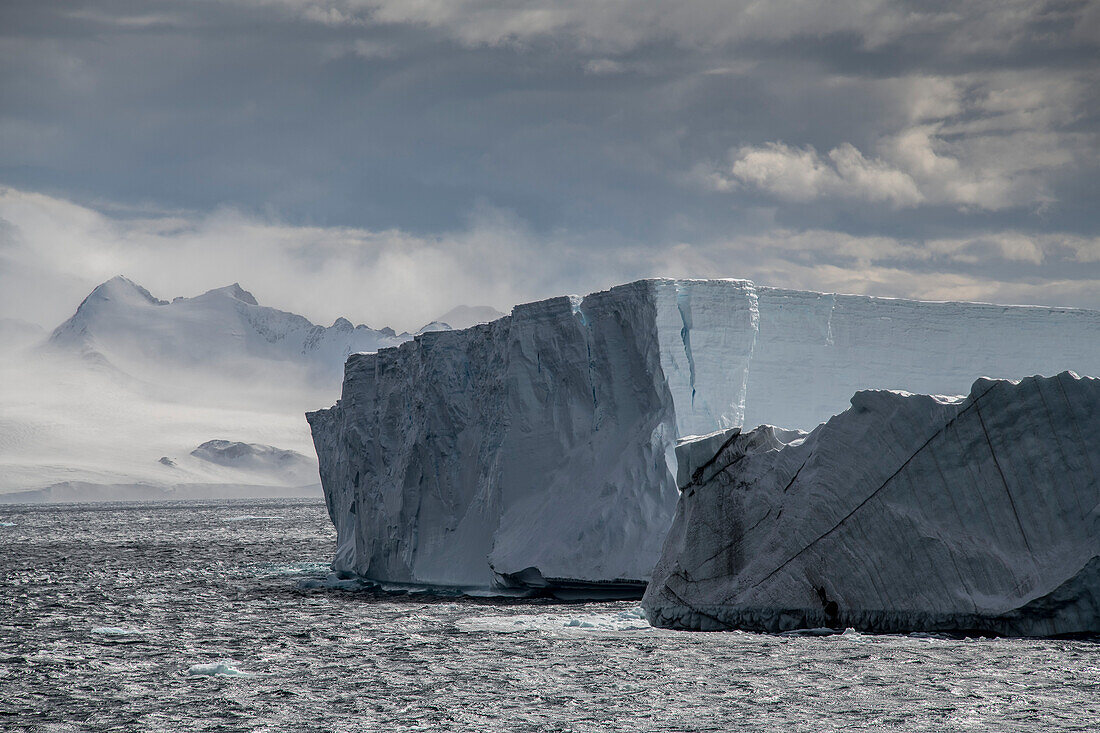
187;662;254;677
457;607;656;635
260;562;331;576
91;626;144;636
564;619;596;628
295;573;370;591
780;628;842;637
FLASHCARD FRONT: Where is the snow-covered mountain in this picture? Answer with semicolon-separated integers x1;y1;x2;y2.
48;276;410;382
2;276;503;501
432;305;506;330
417;306;505;335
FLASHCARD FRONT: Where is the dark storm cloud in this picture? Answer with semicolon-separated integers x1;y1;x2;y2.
1;0;1098;323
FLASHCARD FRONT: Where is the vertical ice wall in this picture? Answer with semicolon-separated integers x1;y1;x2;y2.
309;281;680;591
487;284;678;586
653;279;759;437
743;288;1100;430
310;278;1100;593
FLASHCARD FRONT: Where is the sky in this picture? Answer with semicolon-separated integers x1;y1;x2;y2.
1;0;1098;331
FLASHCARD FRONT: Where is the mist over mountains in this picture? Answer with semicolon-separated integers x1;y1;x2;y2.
48;276;412;383
0;276;503;501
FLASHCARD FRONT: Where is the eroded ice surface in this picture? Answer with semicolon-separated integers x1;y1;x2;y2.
309;278;1100;594
310;281;677;592
644;372;1100;637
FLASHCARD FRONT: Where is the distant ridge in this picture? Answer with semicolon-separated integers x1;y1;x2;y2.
429;305;506;331
48;276;412;379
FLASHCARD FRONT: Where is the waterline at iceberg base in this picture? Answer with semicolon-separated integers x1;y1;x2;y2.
644;372;1100;637
308;278;1100;599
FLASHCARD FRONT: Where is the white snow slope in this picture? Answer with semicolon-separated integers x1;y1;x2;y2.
308;278;1100;595
48;276;410;382
644;372;1100;637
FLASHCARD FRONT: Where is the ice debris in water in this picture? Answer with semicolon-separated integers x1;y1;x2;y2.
780;628;843;637
90;626;144;636
187;662;255;677
296;573;370;591
457;607;653;634
260;562;331;576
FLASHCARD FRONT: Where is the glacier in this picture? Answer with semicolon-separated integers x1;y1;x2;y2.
308;278;1100;596
643;372;1100;637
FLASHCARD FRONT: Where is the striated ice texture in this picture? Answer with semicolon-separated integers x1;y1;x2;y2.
309;278;1100;595
644;372;1100;636
309;281;677;594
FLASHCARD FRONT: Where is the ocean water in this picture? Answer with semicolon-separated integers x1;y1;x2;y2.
1;499;1097;732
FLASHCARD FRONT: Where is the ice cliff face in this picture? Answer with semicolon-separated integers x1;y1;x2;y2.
644;372;1100;637
309;278;1100;594
309;281;678;593
663;282;1100;435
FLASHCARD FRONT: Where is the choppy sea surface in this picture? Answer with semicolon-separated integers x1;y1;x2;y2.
1;499;1097;732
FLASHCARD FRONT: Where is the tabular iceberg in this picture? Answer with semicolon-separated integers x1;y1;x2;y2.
644;372;1100;636
308;278;1100;595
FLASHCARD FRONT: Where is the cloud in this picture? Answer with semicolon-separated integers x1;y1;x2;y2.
707;65;1097;212
257;0;1098;57
649;229;1100;309
721;142;923;207
583;58;626;75
3;186;1099;338
0;186;620;332
1;2;1097;310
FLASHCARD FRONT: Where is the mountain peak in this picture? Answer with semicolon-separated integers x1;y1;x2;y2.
417;321;451;335
199;283;259;305
47;277;413;379
86;276;167;306
431;305;505;330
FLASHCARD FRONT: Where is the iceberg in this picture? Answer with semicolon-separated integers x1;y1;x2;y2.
643;372;1100;637
308;278;1100;596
